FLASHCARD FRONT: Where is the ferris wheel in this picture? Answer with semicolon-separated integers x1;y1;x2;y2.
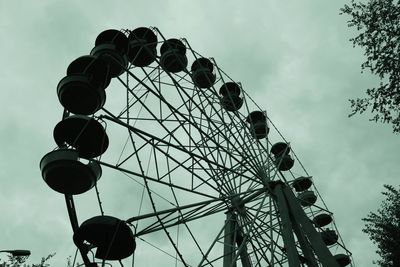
40;27;353;267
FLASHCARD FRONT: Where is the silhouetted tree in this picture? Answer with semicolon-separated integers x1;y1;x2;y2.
31;253;55;267
1;253;55;267
362;185;400;266
5;254;28;266
340;0;400;133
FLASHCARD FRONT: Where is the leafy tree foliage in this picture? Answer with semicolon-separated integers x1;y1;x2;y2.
30;254;55;267
0;253;55;267
5;255;28;266
362;185;400;266
340;0;400;133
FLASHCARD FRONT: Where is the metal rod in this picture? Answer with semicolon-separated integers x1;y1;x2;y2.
64;194;92;266
135;203;227;237
235;227;252;267
197;213;233;267
223;212;237;267
272;184;301;267
127;197;223;223
282;186;340;267
95;159;217;199
291;217;319;267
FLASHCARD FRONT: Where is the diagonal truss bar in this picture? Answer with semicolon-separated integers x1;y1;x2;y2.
95;159;217;199
101;114;258;185
134;201;227;237
132;188;263;237
120;66;261;179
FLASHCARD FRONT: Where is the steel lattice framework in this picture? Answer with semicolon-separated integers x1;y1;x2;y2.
40;27;353;267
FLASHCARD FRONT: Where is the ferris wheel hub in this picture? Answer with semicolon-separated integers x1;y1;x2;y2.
230;195;246;216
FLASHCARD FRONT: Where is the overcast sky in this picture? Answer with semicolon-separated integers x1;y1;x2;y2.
1;1;399;266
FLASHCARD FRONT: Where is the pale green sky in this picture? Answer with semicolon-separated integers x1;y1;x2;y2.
0;1;399;266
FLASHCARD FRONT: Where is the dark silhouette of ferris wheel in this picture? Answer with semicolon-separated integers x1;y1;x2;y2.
40;27;353;267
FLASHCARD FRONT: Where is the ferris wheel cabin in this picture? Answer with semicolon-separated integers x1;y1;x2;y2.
127;27;158;67
271;142;295;171
53;115;109;159
191;57;216;88
219;82;244;111
160;38;188;73
57;55;110;115
39;148;102;195
90;29;129;77
73;215;136;261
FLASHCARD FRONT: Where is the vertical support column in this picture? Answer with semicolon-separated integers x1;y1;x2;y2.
223;212;237;267
291;217;319;267
235;229;252;267
65;194;79;232
273;183;301;267
65;195;92;266
281;186;340;267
